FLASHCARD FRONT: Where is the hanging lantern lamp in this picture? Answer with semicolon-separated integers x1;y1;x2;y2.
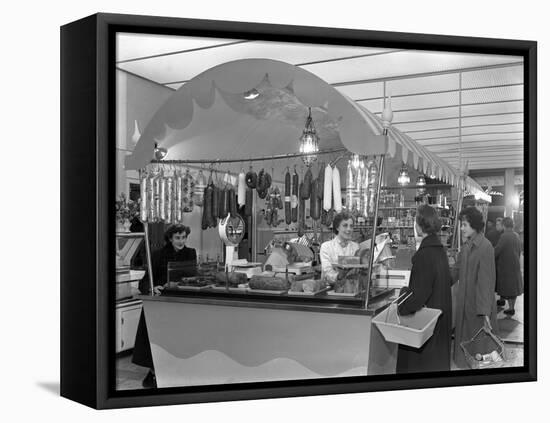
299;107;320;167
397;164;410;186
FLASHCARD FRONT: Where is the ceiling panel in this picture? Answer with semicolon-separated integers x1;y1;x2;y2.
461;100;523;116
303;50;521;85
393;118;460;132
386;73;459;96
462;85;523;104
461;123;523;135
462;113;524;127
335;82;384;101
462;65;524;88
116;33;240;62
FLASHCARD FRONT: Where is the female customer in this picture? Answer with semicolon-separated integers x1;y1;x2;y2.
133;224;198;388
396;205;452;373
452;207;498;369
319;211;359;283
495;217;523;316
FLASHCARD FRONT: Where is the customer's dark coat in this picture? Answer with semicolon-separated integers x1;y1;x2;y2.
495;230;523;298
451;232;498;369
397;234;452;373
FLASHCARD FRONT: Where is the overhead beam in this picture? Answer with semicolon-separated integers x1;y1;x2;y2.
353;82;523;103
117;40;252;64
390;111;522;125
330;61;523;87
412;131;523;141
367;99;523;114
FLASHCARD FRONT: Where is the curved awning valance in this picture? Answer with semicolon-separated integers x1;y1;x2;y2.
124;58;488;199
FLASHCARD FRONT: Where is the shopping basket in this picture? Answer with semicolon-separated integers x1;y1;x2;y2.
372;292;442;348
460;326;507;369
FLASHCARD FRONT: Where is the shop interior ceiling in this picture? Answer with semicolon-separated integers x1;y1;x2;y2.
117;33;524;172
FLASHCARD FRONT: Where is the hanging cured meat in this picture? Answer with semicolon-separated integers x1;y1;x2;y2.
310;179;321;221
291;168;299;223
165;173;174;224
174;169;183;223
194;169;206;207
366;160;379;217
332;166;342;213
237;169;246;207
182;169;195;213
245;167;258;189
345;161;354;211
301;168;312;199
202;179;215;229
211;183;220;223
139;170;148;222
159;169;167;222
245;187;253;217
317;163;325;200
150;170;161;222
284;169;291;224
323;164;333;211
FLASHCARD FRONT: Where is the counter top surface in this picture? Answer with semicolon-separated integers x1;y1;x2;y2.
138;288;397;316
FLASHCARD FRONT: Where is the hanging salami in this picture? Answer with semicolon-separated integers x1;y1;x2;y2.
244;187;253;217
291;168;299;223
174;169;183;223
345;161;354;211
302;168;312;199
139;170;148;222
284;169;291;224
194;169;206;207
148;171;158;223
245;167;258;189
332;166;342;213
203;180;215;229
165;172;174;224
182;169;195;213
211;183;220;223
310;179;320;221
323;164;333;211
159;169;167;222
237;169;246;207
317;163;325;200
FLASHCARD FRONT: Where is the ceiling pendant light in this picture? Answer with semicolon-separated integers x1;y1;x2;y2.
243;88;260;100
416;174;426;186
397;164;410;186
154;142;167;160
299;107;320;167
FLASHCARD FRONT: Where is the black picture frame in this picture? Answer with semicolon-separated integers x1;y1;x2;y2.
60;12;537;409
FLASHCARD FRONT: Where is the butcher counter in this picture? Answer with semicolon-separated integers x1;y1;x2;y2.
138;288;399;388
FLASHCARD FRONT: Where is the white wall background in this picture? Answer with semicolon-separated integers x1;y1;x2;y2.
2;0;546;421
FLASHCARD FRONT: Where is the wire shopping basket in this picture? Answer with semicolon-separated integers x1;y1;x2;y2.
460;326;507;369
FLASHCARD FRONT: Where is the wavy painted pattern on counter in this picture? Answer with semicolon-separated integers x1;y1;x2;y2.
151;344;368;388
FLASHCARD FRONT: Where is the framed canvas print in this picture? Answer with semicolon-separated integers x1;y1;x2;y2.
60;12;537;409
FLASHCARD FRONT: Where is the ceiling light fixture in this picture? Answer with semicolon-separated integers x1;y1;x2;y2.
299;107;320;167
416;174;426;186
243;88;260;100
154;142;167;160
397;164;410;186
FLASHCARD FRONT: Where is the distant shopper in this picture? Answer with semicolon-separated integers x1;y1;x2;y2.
396;205;452;373
495;217;524;316
451;207;498;369
486;217;503;247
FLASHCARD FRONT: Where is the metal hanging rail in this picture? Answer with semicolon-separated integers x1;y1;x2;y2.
149;147;348;166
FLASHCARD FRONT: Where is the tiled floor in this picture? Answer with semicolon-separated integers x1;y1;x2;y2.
116;351;148;391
